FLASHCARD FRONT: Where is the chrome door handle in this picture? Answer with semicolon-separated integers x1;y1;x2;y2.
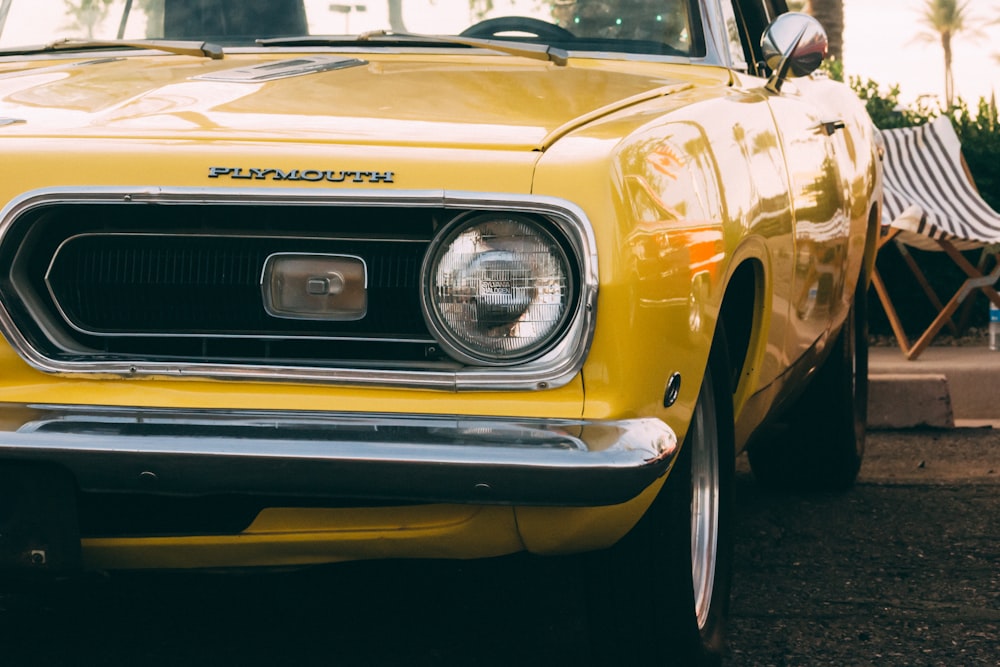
817;120;846;136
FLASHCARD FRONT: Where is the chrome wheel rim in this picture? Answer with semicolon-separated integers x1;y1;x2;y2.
690;368;720;630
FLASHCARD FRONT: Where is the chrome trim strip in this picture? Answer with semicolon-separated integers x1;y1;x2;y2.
193;55;367;82
0;403;677;506
0;187;599;391
705;0;749;72
0;0;10;42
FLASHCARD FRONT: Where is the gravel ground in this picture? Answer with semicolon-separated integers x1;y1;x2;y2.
728;427;1000;666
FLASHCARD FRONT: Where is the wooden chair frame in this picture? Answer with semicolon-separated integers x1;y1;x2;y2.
871;230;1000;360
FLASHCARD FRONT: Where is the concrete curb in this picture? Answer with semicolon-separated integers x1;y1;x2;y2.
869;373;954;429
869;347;1000;429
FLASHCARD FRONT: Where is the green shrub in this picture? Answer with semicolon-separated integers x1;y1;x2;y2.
848;76;935;129
951;97;1000;211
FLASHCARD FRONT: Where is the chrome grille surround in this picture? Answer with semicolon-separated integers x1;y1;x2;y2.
0;187;598;391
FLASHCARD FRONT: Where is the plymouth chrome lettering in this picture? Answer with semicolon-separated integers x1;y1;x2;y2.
208;167;394;183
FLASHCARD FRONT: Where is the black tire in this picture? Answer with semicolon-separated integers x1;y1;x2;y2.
747;289;868;492
587;331;734;666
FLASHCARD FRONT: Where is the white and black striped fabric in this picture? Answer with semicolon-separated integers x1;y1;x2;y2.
880;116;1000;251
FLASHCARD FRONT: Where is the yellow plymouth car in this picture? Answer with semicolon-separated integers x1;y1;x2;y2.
0;0;880;662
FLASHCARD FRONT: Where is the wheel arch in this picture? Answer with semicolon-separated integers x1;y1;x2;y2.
715;258;766;422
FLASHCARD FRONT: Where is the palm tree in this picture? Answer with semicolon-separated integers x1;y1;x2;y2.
914;0;983;107
803;0;844;63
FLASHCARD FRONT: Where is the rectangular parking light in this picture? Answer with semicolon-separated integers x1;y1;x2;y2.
262;253;367;320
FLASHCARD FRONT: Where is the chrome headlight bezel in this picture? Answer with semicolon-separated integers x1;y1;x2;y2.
421;212;580;367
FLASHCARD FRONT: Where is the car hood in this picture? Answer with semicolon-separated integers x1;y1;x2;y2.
0;53;727;150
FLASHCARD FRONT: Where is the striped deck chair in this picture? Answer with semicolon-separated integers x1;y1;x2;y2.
872;116;1000;360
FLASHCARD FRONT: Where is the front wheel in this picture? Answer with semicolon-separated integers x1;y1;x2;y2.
587;331;734;666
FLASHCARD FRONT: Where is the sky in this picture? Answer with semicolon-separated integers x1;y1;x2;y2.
842;0;1000;107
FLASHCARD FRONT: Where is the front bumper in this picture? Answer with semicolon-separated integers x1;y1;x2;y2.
0;403;678;507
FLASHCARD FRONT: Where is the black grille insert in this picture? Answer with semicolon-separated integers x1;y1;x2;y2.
47;234;427;337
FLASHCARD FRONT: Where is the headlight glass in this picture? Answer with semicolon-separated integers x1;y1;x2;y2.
422;213;575;364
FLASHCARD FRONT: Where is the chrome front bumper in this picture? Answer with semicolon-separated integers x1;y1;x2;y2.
0;404;678;507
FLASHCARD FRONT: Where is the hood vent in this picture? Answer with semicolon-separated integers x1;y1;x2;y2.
196;55;366;83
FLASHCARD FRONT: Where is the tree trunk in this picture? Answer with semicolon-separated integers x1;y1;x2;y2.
942;33;954;107
806;0;844;63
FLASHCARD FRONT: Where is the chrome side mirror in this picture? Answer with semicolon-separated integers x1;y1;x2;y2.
760;13;828;94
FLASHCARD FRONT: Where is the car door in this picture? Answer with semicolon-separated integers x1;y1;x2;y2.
768;81;850;358
729;0;850;363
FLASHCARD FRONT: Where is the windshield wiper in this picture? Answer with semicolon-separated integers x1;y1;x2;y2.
257;30;568;66
0;38;224;60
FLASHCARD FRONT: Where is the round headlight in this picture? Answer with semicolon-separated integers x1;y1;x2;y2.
422;213;576;365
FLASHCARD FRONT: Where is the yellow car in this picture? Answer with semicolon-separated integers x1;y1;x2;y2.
0;0;881;662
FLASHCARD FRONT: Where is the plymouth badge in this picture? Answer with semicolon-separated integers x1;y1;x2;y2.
208;167;394;183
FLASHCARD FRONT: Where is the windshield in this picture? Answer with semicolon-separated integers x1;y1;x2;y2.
0;0;704;58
